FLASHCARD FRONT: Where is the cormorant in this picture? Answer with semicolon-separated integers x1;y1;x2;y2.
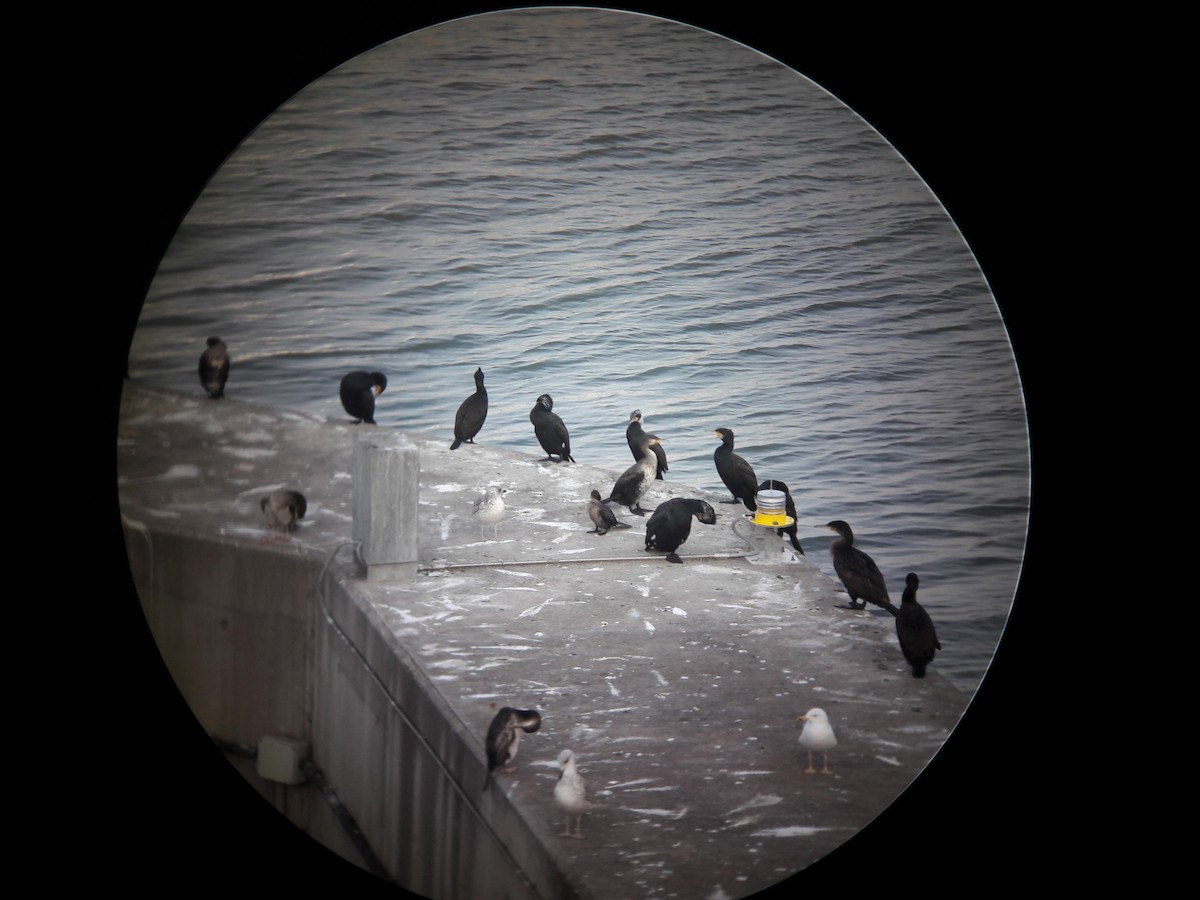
626;410;667;479
530;393;575;462
483;707;542;790
603;436;661;515
825;520;898;615
713;428;758;510
757;479;805;555
339;371;387;424
797;708;837;775
587;489;631;535
450;367;488;449
260;489;307;538
554;749;592;839
895;572;941;678
198;336;229;399
644;497;717;563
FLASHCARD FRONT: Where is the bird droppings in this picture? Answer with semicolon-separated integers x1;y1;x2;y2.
751;826;837;838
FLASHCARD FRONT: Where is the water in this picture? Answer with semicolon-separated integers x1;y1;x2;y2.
125;8;1029;695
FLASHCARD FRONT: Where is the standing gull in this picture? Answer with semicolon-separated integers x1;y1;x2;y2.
339;371;387;425
260;489;307;540
530;393;575;463
472;486;507;540
198;336;229;399
603;436;661;516
482;707;542;790
713;428;758;510
644;497;717;563
825;520;898;616
554;749;592;838
586;489;630;535
450;366;488;449
797;707;837;775
626;410;668;479
895;572;941;678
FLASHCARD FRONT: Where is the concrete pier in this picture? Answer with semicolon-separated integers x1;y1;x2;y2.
117;384;971;899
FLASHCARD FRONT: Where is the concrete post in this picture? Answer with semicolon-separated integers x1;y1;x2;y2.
352;432;419;581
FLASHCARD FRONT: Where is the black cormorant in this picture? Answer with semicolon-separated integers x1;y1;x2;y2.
758;479;805;555
714;428;758;510
530;393;575;462
825;520;898;615
603;436;661;515
450;367;488;449
339;371;387;424
587;489;630;535
644;497;717;563
483;707;542;789
626;410;667;479
895;572;941;678
198;336;229;399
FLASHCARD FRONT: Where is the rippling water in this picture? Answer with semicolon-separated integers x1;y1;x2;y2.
126;8;1028;694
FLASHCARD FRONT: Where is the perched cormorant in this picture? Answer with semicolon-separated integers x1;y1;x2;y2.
482;707;542;790
587;489;631;535
626;410;668;479
472;486;507;540
339;371;387;424
713;428;758;510
757;479;805;555
895;572;941;678
198;336;229;399
450;367;488;450
644;497;717;563
554;749;592;839
797;708;837;775
260;489;307;538
603;436;661;516
825;520;898;615
530;393;575;462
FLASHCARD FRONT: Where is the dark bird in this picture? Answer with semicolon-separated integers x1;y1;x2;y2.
198;336;230;399
825;520;898;615
626;410;667;479
260;489;307;539
587;489;630;535
482;707;542;790
450;367;488;450
895;572;941;678
339;371;387;425
644;497;717;563
603;436;661;516
713;428;758;510
757;479;805;555
530;393;575;462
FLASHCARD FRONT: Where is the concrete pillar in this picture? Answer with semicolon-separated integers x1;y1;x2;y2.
352;432;419;581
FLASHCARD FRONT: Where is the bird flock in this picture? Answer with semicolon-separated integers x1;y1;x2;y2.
192;338;944;834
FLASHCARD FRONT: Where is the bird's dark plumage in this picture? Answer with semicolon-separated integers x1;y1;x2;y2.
198;336;229;399
714;428;758;510
260;489;307;537
530;393;575;462
758;479;804;555
450;367;488;450
483;707;542;789
895;572;941;678
644;497;717;563
603;436;661;515
626;410;667;479
340;371;387;425
826;520;898;615
587;489;630;535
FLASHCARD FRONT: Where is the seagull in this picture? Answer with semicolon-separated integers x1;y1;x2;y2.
260;489;307;540
797;708;837;775
472;486;507;540
482;707;542;790
554;749;592;838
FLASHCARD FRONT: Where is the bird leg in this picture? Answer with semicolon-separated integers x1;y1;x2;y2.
805;751;818;775
819;753;833;776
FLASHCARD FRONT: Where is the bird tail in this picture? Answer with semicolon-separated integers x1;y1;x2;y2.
481;770;492;791
450;438;463;450
912;663;927;678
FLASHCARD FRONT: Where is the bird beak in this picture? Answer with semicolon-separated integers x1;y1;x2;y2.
797;716;807;723
374;385;384;395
